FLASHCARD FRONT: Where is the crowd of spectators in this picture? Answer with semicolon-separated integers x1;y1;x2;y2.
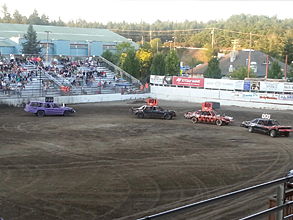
0;57;40;95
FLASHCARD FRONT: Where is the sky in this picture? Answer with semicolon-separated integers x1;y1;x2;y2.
2;0;293;24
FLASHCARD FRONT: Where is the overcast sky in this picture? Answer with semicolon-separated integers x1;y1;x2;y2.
3;1;293;24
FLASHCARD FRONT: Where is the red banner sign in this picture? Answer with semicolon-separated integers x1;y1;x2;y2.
173;77;204;87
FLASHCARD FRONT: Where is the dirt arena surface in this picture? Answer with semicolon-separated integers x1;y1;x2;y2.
1;100;293;220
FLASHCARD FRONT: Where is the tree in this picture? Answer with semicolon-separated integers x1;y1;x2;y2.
150;38;162;52
150;53;166;75
268;60;283;79
115;41;134;66
228;65;256;80
203;58;222;78
136;47;152;78
28;9;41;25
1;4;12;23
12;10;23;24
282;38;293;65
287;64;293;82
101;49;119;65
21;24;42;55
122;49;141;78
165;49;180;76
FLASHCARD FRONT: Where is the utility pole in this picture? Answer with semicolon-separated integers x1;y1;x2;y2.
211;27;215;49
141;35;144;45
149;30;152;42
285;55;288;79
265;55;269;78
247;32;252;78
45;31;51;63
231;39;239;51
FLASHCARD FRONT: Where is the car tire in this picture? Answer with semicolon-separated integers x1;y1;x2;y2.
36;110;45;117
63;110;70;117
191;117;198;123
270;130;277;138
248;126;254;133
216;119;223;126
164;114;172;120
284;132;290;137
137;112;144;119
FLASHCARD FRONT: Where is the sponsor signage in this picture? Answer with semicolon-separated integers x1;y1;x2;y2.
204;79;244;90
244;81;251;90
284;83;293;92
259;94;279;100
242;92;259;99
259;81;284;92
173;77;204;87
150;75;165;84
279;94;293;101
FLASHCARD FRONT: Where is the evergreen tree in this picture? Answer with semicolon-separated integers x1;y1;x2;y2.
287;64;293;82
228;65;256;80
150;53;166;75
101;49;119;65
122;49;141;78
268;60;283;79
165;49;180;76
1;4;12;23
204;58;222;78
21;24;42;55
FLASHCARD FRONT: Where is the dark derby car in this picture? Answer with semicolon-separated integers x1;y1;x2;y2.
131;105;176;120
24;101;76;117
240;118;293;137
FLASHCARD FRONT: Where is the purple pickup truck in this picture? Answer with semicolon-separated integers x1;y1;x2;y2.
24;101;76;117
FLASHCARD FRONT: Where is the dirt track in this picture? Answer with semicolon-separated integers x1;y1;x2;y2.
1;100;293;220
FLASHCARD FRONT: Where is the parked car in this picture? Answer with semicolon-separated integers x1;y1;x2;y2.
240;118;293;137
131;105;176;120
184;109;234;126
24;100;76;117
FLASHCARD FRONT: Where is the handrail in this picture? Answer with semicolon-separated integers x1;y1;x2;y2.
137;176;293;220
98;55;142;85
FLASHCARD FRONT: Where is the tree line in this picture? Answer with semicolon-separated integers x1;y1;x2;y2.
4;4;293;81
2;4;293;62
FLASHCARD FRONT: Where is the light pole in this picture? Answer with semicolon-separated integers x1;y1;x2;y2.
168;41;173;52
86;40;91;59
172;36;177;49
44;31;51;63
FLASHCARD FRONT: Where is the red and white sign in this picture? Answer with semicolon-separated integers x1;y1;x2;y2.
147;98;158;106
202;102;213;111
173;77;204;87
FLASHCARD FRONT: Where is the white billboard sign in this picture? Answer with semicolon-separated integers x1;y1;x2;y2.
204;79;243;90
150;75;165;84
259;81;284;92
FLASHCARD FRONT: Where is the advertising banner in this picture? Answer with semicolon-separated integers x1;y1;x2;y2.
259;81;284;92
279;94;293;101
204;79;244;90
244;81;251;90
259;93;279;100
150;75;173;85
242;92;259;99
284;83;293;92
173;77;204;87
150;75;165;84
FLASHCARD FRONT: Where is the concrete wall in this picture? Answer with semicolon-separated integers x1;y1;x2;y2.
150;85;293;110
0;93;150;107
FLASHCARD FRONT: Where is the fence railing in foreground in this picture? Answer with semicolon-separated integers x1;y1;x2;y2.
137;176;293;220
